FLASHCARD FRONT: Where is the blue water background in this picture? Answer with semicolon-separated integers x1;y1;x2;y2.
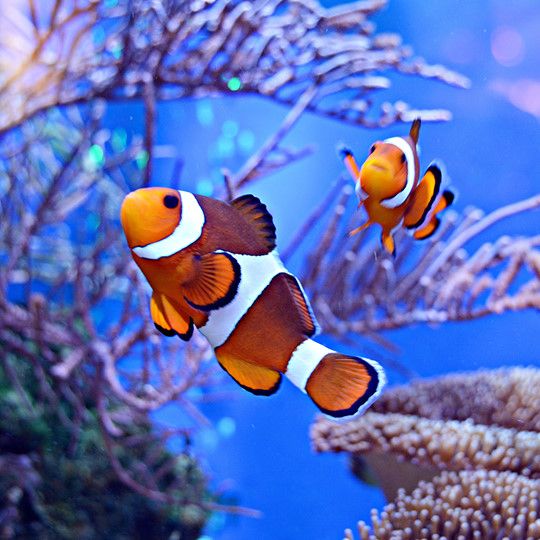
103;1;539;538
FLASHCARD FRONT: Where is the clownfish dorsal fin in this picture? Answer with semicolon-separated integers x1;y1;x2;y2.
231;194;276;253
151;293;194;341
282;274;319;337
409;118;421;145
215;350;282;395
183;251;240;311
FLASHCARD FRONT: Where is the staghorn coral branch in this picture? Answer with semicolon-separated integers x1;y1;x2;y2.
0;0;468;137
295;186;540;342
0;106;223;508
423;193;540;281
228;84;318;191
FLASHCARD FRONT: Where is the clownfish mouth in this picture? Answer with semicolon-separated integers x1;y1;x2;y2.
360;160;394;197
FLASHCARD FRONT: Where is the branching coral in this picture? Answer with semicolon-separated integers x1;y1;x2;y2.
0;106;225;513
292;184;540;345
0;0;468;137
344;470;540;540
0;352;210;539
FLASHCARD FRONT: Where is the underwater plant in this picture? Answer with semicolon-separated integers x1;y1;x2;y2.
0;0;539;537
0;348;209;539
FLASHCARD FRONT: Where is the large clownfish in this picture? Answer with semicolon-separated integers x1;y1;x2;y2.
121;188;385;419
340;119;455;255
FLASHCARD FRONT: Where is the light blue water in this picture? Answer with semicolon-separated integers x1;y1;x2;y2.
110;1;540;538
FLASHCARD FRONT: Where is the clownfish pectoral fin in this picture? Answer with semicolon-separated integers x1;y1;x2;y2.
215;351;282;396
349;220;372;237
231;194;276;253
381;231;396;257
409;118;421;145
305;352;385;419
183;252;240;311
339;145;361;182
151;293;194;341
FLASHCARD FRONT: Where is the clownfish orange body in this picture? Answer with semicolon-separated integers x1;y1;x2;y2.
121;188;385;420
340;119;455;255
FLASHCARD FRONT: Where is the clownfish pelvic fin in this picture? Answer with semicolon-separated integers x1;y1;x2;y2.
150;292;194;341
381;230;396;257
216;351;282;396
349;220;372;238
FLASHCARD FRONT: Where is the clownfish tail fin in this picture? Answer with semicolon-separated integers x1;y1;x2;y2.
285;340;385;420
441;188;456;208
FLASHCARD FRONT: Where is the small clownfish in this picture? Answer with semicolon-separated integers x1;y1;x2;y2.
340;119;455;256
121;188;385;420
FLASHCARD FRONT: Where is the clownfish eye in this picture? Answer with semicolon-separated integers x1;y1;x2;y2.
400;153;406;164
369;144;377;154
163;194;179;209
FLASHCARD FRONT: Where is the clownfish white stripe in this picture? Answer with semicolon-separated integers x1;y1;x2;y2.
285;339;334;393
199;249;288;348
133;191;205;260
380;136;416;209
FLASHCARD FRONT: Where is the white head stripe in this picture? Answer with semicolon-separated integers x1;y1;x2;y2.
380;136;416;209
285;339;334;393
199;250;288;348
133;190;205;260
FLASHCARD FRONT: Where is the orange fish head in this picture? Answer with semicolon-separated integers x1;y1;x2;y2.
359;143;407;200
120;187;181;249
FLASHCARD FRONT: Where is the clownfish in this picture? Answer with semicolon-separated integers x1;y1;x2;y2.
340;119;455;255
120;188;385;419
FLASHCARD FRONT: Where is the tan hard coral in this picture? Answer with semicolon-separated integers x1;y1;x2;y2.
314;412;540;476
312;368;540;498
344;470;540;540
370;366;540;431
